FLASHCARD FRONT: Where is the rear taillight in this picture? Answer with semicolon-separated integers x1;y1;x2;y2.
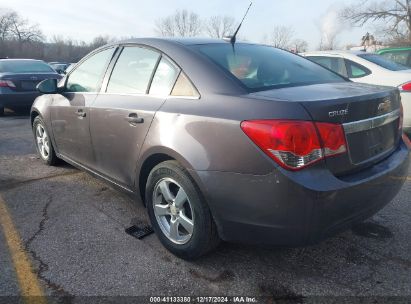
0;80;16;88
241;120;347;170
400;82;411;91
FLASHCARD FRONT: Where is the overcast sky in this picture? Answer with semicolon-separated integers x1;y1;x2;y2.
1;0;374;50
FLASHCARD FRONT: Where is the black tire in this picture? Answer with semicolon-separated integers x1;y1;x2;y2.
32;116;59;166
0;106;4;116
146;160;220;259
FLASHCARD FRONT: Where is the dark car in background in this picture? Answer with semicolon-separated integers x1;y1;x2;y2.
64;63;76;74
31;38;410;259
49;62;71;74
0;59;61;115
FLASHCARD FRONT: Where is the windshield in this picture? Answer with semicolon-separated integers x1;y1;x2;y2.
193;43;345;91
0;60;54;73
357;54;409;71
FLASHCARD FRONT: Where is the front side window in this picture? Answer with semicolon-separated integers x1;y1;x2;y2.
107;46;160;94
149;57;179;95
66;48;115;92
193;44;345;91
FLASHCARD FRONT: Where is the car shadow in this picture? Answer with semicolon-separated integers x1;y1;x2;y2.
3;107;31;118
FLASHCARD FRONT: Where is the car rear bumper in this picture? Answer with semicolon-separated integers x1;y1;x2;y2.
193;141;410;246
0;91;41;108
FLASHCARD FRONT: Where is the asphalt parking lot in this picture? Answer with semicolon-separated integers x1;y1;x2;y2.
0;111;411;303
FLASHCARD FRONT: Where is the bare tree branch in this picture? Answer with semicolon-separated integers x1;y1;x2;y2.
340;0;411;42
205;16;236;38
291;39;309;53
155;10;202;37
269;25;294;49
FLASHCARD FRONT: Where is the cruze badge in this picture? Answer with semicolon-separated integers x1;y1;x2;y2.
329;109;348;118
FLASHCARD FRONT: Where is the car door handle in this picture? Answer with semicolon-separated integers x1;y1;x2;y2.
76;109;86;118
125;113;144;124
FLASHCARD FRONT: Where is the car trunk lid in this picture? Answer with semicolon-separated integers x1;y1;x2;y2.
250;82;402;175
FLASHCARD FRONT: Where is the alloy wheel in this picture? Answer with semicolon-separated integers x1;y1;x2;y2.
152;177;194;244
35;124;50;160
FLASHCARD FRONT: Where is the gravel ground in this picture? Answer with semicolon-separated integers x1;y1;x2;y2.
0;111;410;303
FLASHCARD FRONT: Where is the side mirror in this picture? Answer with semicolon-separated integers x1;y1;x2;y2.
37;78;58;94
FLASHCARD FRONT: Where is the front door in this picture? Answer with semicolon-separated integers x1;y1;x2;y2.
50;47;116;166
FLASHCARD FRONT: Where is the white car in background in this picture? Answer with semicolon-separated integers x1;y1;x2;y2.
301;51;411;133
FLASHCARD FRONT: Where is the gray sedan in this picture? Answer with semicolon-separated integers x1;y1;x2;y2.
31;38;410;259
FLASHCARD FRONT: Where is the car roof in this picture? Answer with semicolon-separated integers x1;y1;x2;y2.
115;37;235;46
0;59;45;62
302;50;367;56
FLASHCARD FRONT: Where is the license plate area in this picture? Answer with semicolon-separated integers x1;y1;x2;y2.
20;81;38;91
343;110;400;165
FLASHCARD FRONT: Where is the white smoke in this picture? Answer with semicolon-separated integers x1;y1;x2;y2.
318;4;350;50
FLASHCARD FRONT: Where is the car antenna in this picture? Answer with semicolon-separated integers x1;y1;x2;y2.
223;1;253;46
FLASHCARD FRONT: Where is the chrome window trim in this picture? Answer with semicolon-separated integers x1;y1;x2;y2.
343;109;400;134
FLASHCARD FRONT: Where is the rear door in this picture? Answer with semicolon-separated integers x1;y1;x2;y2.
89;45;180;187
50;47;116;166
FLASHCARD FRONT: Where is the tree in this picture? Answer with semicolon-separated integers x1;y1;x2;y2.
205;16;236;38
155;10;202;37
291;39;309;53
0;7;118;61
341;0;411;42
0;9;43;43
90;35;112;48
9;12;43;43
0;10;14;41
269;26;294;49
318;33;338;50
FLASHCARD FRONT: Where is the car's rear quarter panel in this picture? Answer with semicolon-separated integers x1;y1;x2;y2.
138;94;312;174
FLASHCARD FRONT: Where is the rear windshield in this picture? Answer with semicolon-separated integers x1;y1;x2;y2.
193;44;345;91
0;60;54;73
357;54;409;71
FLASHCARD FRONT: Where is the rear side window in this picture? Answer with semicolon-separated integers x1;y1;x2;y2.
66;48;114;92
149;57;179;95
171;72;200;97
345;60;371;78
0;60;54;73
307;56;348;77
193;44;344;91
107;46;160;94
